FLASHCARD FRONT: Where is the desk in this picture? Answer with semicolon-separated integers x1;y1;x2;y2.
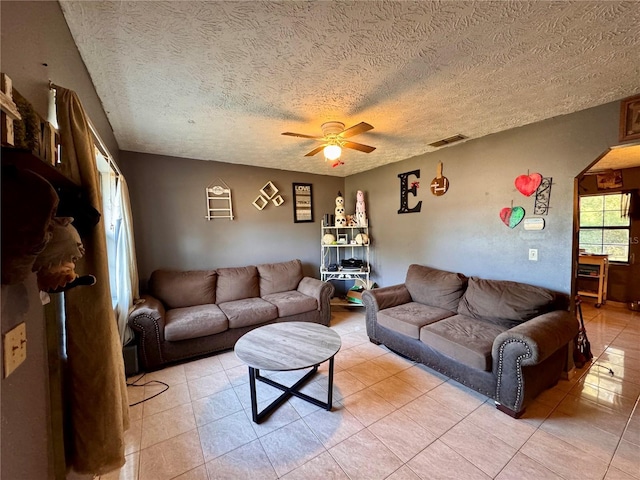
577;254;609;307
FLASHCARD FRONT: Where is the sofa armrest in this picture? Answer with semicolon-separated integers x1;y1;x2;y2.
127;294;167;370
297;277;334;325
492;310;578;367
362;284;412;341
362;284;411;312
492;310;578;413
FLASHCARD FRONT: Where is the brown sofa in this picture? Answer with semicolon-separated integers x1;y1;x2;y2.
128;259;334;371
362;264;578;417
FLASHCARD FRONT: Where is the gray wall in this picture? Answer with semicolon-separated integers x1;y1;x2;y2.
1;2;117;479
0;0;119;161
119;151;344;285
346;102;620;293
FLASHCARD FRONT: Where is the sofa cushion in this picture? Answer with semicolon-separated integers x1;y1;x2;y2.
420;315;509;371
458;277;558;327
218;298;278;328
405;264;467;312
377;302;455;339
257;259;304;296
216;266;259;303
149;270;217;309
165;304;228;341
262;291;317;317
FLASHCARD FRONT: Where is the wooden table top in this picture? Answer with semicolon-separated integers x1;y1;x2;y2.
234;322;341;371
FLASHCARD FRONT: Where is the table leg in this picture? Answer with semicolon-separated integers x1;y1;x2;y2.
327;356;334;410
248;366;258;423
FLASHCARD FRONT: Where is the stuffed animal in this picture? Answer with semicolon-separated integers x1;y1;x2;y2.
335;191;347;226
32;217;92;292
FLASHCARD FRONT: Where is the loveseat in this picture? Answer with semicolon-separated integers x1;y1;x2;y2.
362;264;577;417
128;259;334;371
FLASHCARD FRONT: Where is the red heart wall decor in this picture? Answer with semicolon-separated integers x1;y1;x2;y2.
515;173;542;196
500;206;525;228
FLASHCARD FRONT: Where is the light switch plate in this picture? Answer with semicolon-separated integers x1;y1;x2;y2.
3;322;27;378
529;249;538;261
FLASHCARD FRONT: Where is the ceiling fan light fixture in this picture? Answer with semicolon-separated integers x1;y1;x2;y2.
323;144;342;161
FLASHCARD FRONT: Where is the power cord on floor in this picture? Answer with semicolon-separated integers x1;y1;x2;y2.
126;372;170;407
593;363;615;376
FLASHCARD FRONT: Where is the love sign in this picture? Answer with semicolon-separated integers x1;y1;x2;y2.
500;206;525;228
515;173;542;197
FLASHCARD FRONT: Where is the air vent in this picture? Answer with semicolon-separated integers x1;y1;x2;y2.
428;134;467;148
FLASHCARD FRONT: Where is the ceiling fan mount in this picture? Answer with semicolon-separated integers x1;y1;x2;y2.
321;121;346;136
282;121;376;162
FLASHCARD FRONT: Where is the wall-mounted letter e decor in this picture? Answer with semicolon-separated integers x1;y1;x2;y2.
398;170;422;214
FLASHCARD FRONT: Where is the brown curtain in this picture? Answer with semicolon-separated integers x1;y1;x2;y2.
55;87;129;475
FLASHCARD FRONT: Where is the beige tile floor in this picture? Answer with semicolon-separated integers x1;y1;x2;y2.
102;301;640;480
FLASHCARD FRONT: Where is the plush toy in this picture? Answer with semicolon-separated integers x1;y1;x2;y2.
335;191;347;226
32;217;94;292
355;233;369;245
1;167;59;285
356;190;367;227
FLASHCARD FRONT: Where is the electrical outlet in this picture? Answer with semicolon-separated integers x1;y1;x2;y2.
3;322;27;378
529;249;538;261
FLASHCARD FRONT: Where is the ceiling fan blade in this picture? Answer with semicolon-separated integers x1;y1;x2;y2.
338;122;374;139
282;132;322;139
343;141;376;153
304;145;326;157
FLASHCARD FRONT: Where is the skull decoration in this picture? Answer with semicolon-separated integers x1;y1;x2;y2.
334;191;347;227
335;216;347;226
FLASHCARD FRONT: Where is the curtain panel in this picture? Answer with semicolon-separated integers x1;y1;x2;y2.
55;87;129;475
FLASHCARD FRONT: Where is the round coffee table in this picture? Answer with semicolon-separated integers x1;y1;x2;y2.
235;321;341;423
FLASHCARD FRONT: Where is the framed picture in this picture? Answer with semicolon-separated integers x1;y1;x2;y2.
292;183;314;223
619;94;640;142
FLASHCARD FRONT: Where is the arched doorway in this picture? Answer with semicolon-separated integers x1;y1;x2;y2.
572;143;640;307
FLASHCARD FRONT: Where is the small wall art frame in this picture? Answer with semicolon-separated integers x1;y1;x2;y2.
619;94;640;142
292;183;314;223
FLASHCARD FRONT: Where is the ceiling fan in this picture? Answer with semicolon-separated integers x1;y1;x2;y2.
282;121;375;166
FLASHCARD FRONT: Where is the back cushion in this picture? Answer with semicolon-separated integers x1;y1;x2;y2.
149;270;217;309
458;277;558;327
257;259;304;295
216;265;259;303
405;264;467;312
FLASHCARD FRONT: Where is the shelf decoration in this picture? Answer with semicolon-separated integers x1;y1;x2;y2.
533;177;553;215
355;190;368;226
335;191;346;226
260;181;278;200
500;204;525;228
252;195;268;210
398;169;422;214
430;162;449;196
252;181;284;211
205;178;234;220
515;172;542;197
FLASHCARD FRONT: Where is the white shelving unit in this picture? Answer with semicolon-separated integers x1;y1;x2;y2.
321;221;370;306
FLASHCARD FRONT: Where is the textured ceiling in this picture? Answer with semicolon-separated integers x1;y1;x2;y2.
589;145;640;172
59;1;640;177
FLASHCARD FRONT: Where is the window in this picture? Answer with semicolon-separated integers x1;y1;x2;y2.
579;193;631;262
